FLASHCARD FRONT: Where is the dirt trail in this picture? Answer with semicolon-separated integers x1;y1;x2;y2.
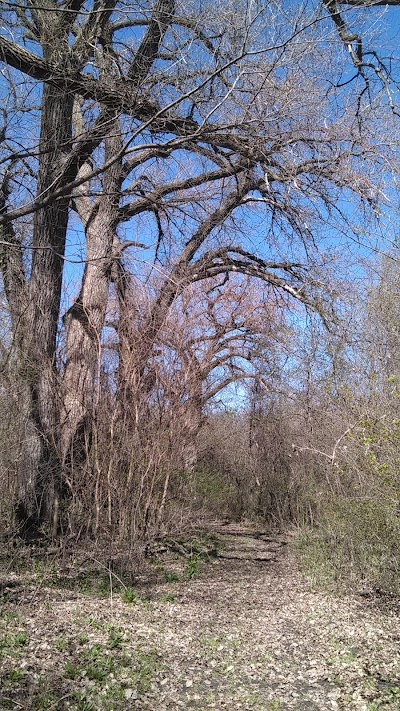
1;526;400;710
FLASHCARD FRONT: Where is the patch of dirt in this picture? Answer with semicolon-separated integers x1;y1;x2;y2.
1;525;400;710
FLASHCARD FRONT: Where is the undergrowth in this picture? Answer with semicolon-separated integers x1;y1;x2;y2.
296;496;400;594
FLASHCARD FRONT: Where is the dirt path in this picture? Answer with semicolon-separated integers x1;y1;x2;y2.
1;526;400;710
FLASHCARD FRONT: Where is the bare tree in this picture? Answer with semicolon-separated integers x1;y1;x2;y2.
144;277;285;470
0;0;397;538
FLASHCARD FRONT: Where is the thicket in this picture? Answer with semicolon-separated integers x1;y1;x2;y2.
0;0;399;597
184;260;400;594
1;262;400;597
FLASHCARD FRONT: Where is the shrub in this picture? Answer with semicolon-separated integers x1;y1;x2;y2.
297;495;400;593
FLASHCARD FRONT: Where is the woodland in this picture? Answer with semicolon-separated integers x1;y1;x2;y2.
0;0;400;598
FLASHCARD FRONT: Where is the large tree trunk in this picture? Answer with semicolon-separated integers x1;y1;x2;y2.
0;0;94;538
15;78;74;537
61;117;122;479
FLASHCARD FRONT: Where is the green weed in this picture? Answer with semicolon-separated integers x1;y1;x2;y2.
107;627;124;649
85;655;115;683
83;643;104;660
55;635;68;651
64;660;80;680
159;593;175;603
132;649;162;691
382;685;400;704
10;631;28;647
1;611;21;623
32;691;57;710
269;700;282;710
121;586;137;604
0;631;28;655
184;554;201;579
73;691;96;711
78;572;111;597
1;668;26;686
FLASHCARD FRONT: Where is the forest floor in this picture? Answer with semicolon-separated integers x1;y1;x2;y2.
1;523;400;711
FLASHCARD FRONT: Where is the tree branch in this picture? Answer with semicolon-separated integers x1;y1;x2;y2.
127;0;175;84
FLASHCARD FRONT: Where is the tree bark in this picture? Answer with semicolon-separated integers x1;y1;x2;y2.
61;116;122;472
14;75;74;536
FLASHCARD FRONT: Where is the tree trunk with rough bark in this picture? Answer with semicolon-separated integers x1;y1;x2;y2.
16;77;74;537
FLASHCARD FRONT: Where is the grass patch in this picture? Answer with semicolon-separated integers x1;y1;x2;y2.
32;692;57;710
107;626;124;649
131;649;162;692
86;657;114;682
0;631;28;656
64;660;80;680
0;668;27;686
159;593;175;603
0;610;21;624
55;635;68;651
121;586;137;604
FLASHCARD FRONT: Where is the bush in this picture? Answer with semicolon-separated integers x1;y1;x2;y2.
297;495;400;594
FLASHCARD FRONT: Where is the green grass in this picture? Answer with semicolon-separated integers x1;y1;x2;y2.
107;627;124;649
268;701;282;711
159;593;175;603
83;643;104;660
72;691;96;711
121;586;137;603
0;631;28;656
0;668;27;686
55;635;68;651
64;660;80;680
32;691;58;710
0;611;21;623
131;649;162;692
86;658;114;682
